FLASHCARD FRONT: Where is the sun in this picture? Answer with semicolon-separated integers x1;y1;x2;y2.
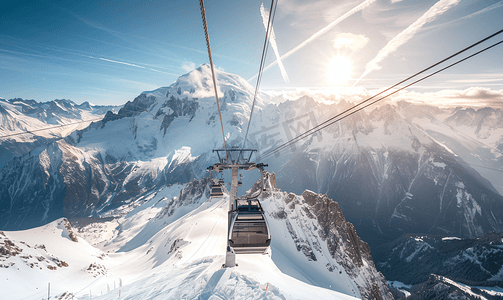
327;56;352;86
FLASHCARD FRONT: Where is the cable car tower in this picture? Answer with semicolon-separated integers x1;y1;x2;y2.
209;149;270;268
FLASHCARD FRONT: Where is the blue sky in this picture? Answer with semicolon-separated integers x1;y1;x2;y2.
0;0;502;105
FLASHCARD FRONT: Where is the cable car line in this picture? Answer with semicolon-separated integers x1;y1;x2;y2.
242;0;278;151
198;0;275;267
0;116;104;139
199;0;228;162
0;98;164;140
258;32;503;161
418;107;503;156
260;38;503;160
259;29;503;160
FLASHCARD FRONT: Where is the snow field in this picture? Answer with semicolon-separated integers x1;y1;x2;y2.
1;183;361;299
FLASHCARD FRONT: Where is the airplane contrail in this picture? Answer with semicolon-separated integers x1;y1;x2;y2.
0;35;180;75
260;3;289;83
249;0;377;81
423;1;503;31
353;0;461;86
73;14;251;65
94;56;145;69
76;54;178;75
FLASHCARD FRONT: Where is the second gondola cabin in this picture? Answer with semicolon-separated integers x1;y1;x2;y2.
210;182;224;198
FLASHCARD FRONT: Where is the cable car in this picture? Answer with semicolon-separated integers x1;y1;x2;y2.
228;198;271;254
210;182;224;198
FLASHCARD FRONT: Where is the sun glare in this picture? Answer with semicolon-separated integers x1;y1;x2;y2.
327;56;352;86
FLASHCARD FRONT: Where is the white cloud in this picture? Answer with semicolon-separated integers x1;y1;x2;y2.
267;86;503;108
267;86;372;104
182;62;196;72
445;87;503;100
333;33;369;51
391;87;503;108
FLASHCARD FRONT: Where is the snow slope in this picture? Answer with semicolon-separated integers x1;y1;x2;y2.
0;177;391;299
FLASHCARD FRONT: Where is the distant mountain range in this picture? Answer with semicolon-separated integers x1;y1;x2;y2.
1;65;503;299
1;65;502;241
373;232;503;285
0;97;119;169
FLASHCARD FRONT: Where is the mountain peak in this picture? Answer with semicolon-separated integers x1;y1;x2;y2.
169;64;259;102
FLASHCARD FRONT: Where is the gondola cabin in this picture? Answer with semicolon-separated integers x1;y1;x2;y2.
229;198;271;254
210;183;224;198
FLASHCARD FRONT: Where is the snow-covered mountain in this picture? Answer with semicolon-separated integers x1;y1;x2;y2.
373;232;503;285
0;98;119;169
269;98;503;247
0;65;269;229
1;65;503;248
0;176;392;299
2;64;503;299
393;274;503;300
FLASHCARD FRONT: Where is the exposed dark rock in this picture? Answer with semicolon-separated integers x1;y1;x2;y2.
35;244;46;251
99;94;155;128
60;218;79;242
86;262;107;277
51;257;69;267
100;111;121;127
0;237;22;257
229;114;242;127
259;171;394;300
156;178;211;219
225;89;237;102
1;230;71;271
168;238;183;255
159;95;198;135
119;94;156;118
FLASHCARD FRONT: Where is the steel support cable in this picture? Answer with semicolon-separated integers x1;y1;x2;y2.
243;167;266;200
259;29;503;159
0;116;104;139
199;0;228;162
0;104;169;139
455;161;503;173
258;29;503;160
242;0;278;150
260;38;503;161
419;108;503;155
0;108;139;139
0;89;168;140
